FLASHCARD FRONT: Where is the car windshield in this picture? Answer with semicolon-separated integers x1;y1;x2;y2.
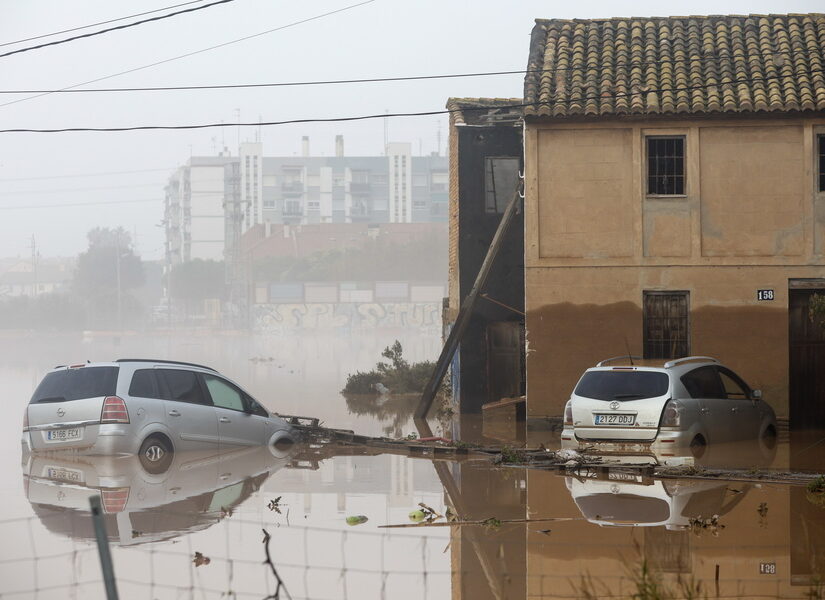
30;367;119;403
574;370;669;401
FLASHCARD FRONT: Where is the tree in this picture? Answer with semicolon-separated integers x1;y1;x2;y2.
168;259;226;311
73;226;145;328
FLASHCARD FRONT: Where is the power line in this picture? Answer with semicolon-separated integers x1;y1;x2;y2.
0;198;160;210
0;1;210;48
0;183;164;195
1;68;820;134
0;0;236;60
0;50;812;95
0;0;376;109
0;167;176;181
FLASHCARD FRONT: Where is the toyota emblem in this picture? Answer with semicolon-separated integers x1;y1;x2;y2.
609;401;620;410
57;408;65;417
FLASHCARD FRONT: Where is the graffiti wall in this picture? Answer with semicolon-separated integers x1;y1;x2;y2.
252;302;442;334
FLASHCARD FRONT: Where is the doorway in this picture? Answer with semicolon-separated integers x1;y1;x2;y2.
789;284;825;431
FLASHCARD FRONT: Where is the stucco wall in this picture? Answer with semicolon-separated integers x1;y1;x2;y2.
524;115;825;418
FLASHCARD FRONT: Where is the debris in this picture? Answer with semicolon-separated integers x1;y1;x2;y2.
481;517;502;529
535;529;552;536
409;510;426;523
757;502;769;527
688;514;725;537
346;515;369;526
267;497;283;512
193;551;211;567
220;506;233;518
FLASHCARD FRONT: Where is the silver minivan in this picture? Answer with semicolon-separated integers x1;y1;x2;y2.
22;359;295;471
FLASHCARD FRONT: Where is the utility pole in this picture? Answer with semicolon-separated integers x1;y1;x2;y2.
30;234;38;297
115;231;122;332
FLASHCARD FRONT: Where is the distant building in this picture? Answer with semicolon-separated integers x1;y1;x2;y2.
163;138;448;266
0;258;74;297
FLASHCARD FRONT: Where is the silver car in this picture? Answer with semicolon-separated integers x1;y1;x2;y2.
561;356;777;458
22;359;295;470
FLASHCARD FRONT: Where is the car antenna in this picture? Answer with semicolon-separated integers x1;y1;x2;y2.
624;337;634;365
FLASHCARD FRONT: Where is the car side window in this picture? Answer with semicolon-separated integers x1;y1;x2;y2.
157;369;209;405
203;374;246;412
718;368;751;400
128;369;161;399
681;366;726;399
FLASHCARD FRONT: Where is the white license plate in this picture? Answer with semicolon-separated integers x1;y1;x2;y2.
46;428;83;442
46;466;84;483
594;414;636;425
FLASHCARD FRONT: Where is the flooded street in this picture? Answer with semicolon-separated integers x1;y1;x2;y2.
2;332;824;599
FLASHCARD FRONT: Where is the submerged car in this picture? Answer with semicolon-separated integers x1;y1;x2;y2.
561;356;777;458
22;359;295;470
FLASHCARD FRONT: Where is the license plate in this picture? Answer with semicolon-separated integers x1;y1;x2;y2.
594;414;636;425
46;466;84;483
46;428;83;442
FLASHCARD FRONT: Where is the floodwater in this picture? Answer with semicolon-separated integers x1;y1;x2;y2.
2;331;824;599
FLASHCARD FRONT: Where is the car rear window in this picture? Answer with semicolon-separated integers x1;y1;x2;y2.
31;367;119;403
574;370;669;401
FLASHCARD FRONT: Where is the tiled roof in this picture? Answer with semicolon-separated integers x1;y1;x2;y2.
523;14;825;118
447;97;523;125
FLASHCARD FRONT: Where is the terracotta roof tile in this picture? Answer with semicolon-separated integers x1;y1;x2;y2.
524;14;825;117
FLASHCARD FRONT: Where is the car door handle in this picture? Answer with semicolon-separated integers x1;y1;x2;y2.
219;417;231;423
168;410;181;417
731;407;738;413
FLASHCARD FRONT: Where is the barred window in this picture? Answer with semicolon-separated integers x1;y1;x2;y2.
647;137;685;195
818;134;825;192
643;291;690;359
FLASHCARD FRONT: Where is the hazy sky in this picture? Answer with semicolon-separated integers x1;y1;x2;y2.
1;0;822;259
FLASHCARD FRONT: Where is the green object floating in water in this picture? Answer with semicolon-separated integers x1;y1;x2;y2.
408;510;426;523
346;515;368;526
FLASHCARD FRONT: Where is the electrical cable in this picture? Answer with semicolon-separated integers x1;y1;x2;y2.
0;68;820;134
0;0;236;60
0;0;210;48
0;198;160;210
0;50;812;95
0;0;376;109
0;167;176;181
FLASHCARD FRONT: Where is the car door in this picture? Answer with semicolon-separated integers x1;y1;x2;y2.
155;368;219;450
680;365;729;444
200;374;266;448
717;367;760;440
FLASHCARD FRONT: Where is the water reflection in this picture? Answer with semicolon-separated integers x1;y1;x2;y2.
24;445;292;545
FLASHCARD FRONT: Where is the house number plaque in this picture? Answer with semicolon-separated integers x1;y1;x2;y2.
757;289;775;301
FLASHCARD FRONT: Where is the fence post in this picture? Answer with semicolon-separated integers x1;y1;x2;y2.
89;495;120;600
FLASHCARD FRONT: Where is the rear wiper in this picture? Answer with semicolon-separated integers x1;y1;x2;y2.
34;396;66;403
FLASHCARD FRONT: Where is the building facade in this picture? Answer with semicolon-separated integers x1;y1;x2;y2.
521;14;825;427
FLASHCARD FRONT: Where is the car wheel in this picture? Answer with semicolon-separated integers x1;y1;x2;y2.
761;425;778;451
690;434;707;459
139;435;173;475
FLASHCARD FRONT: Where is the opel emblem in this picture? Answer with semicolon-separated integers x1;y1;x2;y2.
609;401;620;410
57;408;65;417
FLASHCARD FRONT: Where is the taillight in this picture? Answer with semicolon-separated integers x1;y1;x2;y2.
100;488;130;513
22;407;29;432
660;400;681;428
564;401;573;426
100;396;130;424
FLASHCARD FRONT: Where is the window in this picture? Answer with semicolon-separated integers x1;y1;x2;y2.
129;369;160;399
484;157;520;213
681;366;725;399
818;134;825;192
643;291;690;359
647;137;685;195
157;369;207;405
718;367;751;399
203;375;244;411
31;367;119;403
574;371;669;401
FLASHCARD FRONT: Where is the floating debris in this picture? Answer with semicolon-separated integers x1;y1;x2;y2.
193;551;210;567
346;515;369;526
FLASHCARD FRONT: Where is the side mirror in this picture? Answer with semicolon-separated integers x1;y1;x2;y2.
751;389;762;400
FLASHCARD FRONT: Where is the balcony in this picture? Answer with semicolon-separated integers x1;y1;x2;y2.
282;181;304;194
349;182;370;194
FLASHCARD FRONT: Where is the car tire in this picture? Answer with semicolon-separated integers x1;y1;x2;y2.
139;435;173;475
689;434;707;460
761;425;778;450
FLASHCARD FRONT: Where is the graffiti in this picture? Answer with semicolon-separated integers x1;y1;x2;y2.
253;302;441;334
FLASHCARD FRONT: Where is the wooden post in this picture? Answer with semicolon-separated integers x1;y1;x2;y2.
415;179;522;419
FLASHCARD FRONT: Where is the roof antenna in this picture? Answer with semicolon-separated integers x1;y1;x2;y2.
624;337;634;365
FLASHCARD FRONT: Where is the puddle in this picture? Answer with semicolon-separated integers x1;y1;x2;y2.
1;332;824;598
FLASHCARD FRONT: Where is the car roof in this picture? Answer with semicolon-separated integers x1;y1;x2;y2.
51;359;218;373
588;355;722;376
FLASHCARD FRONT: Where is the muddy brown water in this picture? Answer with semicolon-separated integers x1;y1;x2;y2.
1;332;823;599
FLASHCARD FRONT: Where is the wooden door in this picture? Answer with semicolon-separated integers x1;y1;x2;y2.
789;288;825;431
486;322;524;403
